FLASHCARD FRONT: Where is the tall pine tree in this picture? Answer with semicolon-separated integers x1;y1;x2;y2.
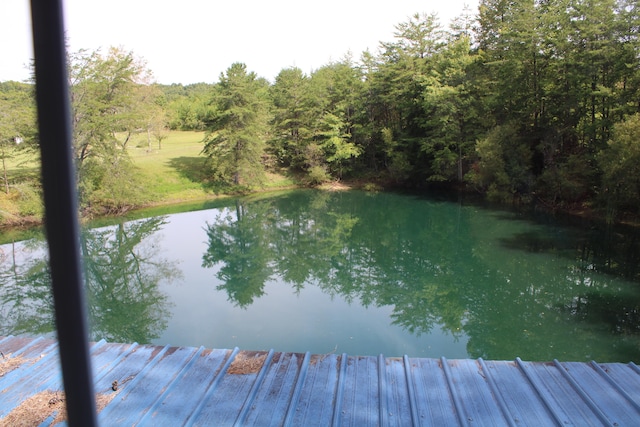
203;63;270;186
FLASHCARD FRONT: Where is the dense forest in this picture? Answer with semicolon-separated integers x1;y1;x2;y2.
1;0;639;223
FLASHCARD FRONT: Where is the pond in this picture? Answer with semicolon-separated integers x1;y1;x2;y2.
1;189;640;362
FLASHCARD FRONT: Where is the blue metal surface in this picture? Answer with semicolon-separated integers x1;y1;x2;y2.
1;335;639;426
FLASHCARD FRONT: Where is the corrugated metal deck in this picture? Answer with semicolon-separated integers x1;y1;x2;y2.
1;336;640;426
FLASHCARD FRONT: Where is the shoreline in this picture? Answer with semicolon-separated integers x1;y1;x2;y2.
1;179;638;232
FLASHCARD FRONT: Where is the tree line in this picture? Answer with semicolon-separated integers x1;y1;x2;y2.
1;0;640;221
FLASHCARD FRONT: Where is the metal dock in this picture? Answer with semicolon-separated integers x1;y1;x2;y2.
1;335;640;426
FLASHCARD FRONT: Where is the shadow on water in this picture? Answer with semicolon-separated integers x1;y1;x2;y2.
489;206;640;361
499;220;640;281
559;292;640;335
497;207;640;268
499;231;572;253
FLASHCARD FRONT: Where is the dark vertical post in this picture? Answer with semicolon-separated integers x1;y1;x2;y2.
29;1;98;426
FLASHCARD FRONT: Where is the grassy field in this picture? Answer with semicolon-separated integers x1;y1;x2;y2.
126;130;213;203
0;146;43;225
125;130;297;205
0;130;299;226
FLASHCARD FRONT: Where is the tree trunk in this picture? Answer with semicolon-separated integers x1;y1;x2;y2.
2;152;8;194
457;143;463;182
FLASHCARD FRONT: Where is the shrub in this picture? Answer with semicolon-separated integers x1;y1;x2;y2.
13;183;43;217
306;166;330;185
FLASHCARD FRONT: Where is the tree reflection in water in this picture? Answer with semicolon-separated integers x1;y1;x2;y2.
202;190;640;361
82;216;181;343
202;200;273;307
0;233;53;337
2;190;640;361
0;217;181;344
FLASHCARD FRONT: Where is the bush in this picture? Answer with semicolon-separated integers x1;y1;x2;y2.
598;114;640;217
362;182;383;192
80;156;154;214
536;153;594;206
0;182;43;225
306;165;330;185
13;183;43;217
471;123;533;198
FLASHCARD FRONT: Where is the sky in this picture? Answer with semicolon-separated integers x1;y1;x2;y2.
2;0;478;85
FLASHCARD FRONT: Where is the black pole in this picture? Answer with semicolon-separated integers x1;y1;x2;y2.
29;1;98;426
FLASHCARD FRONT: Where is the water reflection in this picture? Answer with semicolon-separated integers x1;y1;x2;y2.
1;190;640;361
200;190;640;361
82;217;181;343
0;217;180;344
203;201;273;307
200;192;474;345
0;237;52;336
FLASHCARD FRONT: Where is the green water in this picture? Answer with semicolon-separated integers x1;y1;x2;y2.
1;189;640;361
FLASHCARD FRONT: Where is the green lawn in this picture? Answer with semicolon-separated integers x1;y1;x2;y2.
126;130;297;205
0;130;298;226
125;130;213;203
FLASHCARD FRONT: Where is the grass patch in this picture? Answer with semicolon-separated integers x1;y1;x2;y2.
125;131;244;200
126;131;210;202
125;131;300;205
262;172;297;189
0;130;301;226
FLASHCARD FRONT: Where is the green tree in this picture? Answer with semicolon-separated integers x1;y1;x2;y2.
70;48;152;165
269;67;314;170
565;0;618;151
420;36;479;182
162;82;215;130
469;123;533;202
68;47;156;211
449;4;476;42
476;0;545;131
314;112;361;179
147;109;169;150
202;63;270;186
614;0;640;119
306;59;366;181
598;114;640;218
0;82;37;194
143;88;170;151
388;12;445;60
367;12;446;182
